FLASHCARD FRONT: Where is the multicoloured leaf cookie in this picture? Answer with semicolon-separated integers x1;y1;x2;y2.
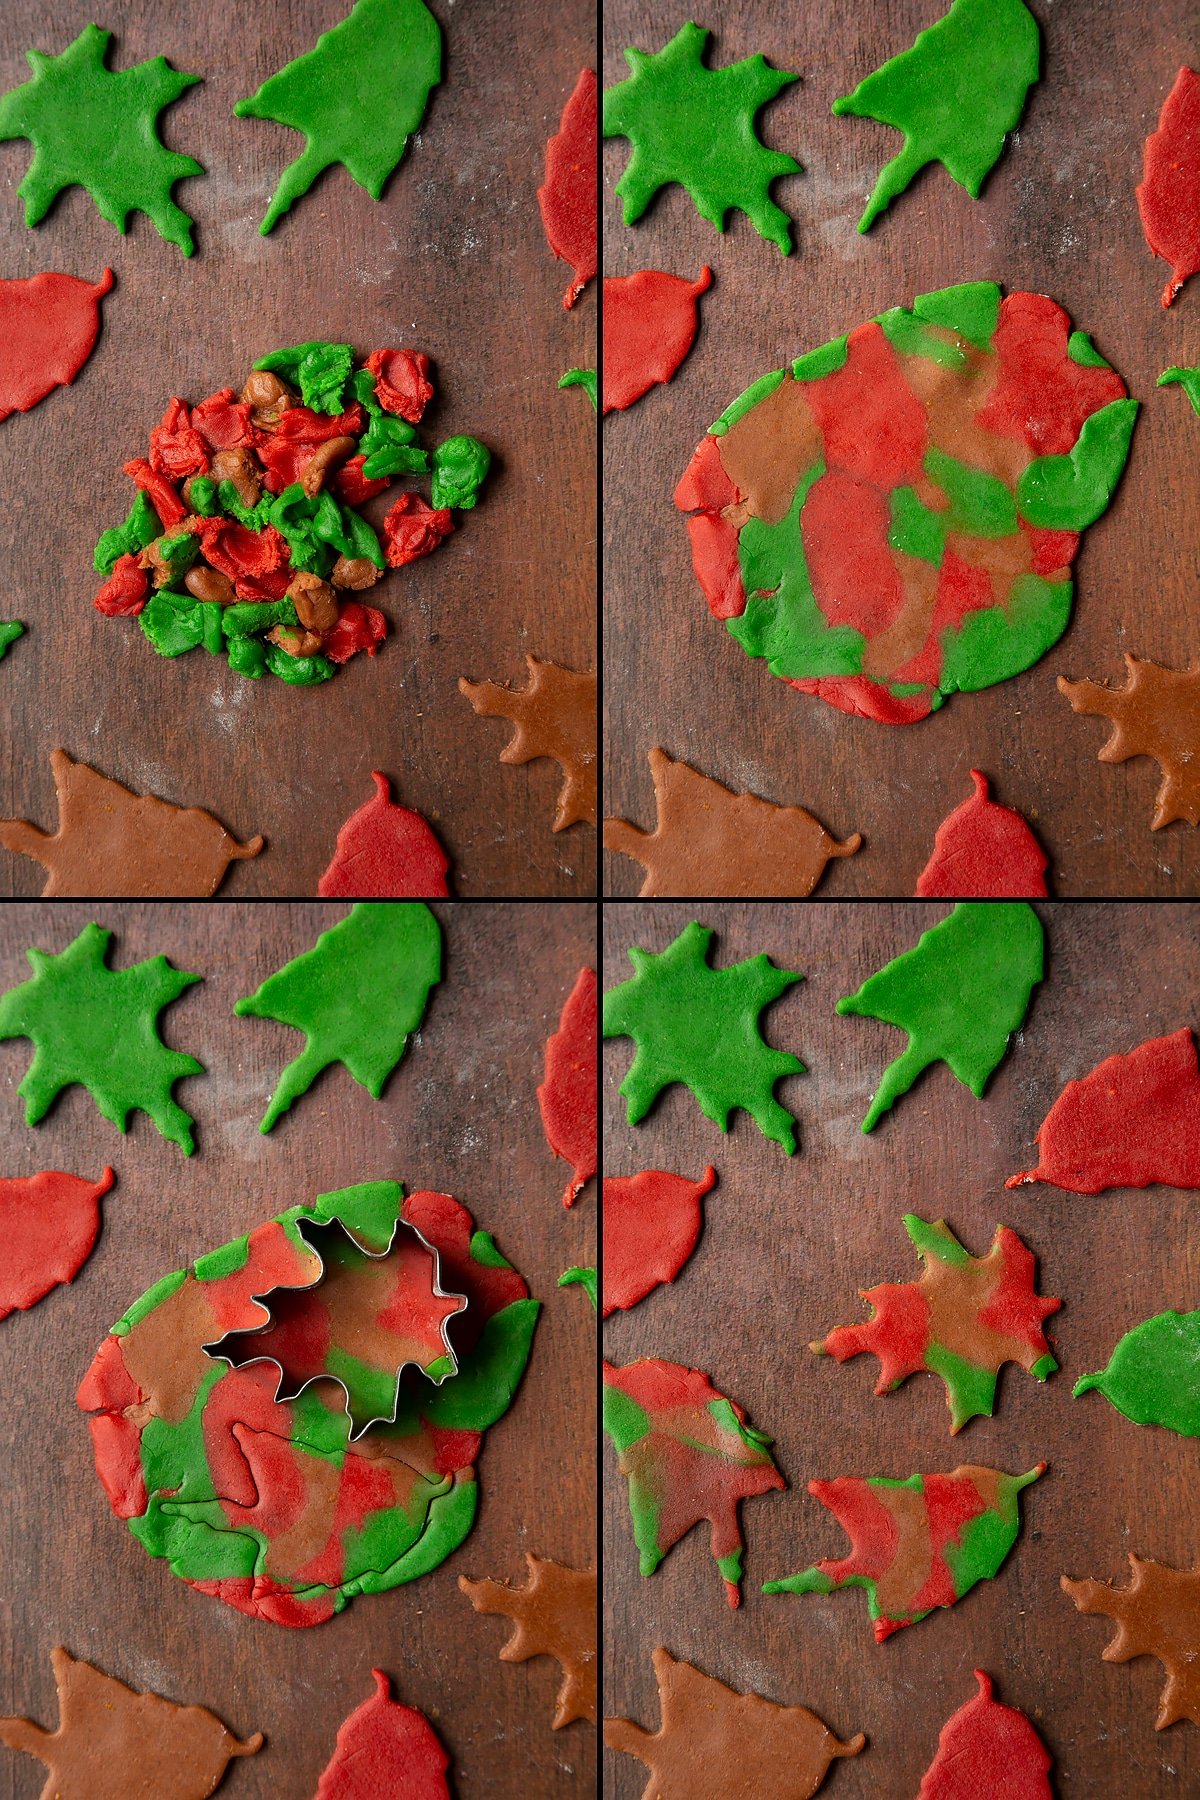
459;1554;597;1729
604;920;805;1153
764;1462;1045;1639
813;1215;1059;1431
838;902;1044;1130
603;1358;785;1607
313;1669;450;1799
916;769;1049;897
537;967;598;1205
0;1167;115;1321
603;1168;716;1316
1062;1556;1200;1728
917;1670;1052;1799
1074;1310;1200;1436
1058;655;1200;829
1007;1027;1200;1192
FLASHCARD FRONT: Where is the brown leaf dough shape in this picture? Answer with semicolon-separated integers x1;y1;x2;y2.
0;1646;263;1800
604;747;861;896
1062;1556;1200;1729
1058;655;1200;829
0;750;263;895
459;656;597;830
459;1553;597;1728
604;1648;864;1800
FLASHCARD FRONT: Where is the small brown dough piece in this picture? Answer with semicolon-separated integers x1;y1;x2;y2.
459;1555;597;1729
1062;1555;1200;1729
0;750;263;898
459;656;597;831
0;1645;262;1800
240;369;293;429
209;446;262;508
299;434;356;496
268;624;324;658
185;565;236;605
286;570;339;632
331;554;383;590
604;747;861;896
1058;654;1200;829
139;531;195;589
604;1648;864;1800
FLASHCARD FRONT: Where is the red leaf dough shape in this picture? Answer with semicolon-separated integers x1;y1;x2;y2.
1137;67;1200;307
603;267;712;413
317;771;451;898
918;1671;1053;1799
0;1168;115;1320
1007;1026;1200;1193
0;268;112;422
314;1669;450;1800
538;69;598;308
916;770;1049;897
538;967;597;1205
603;1167;716;1316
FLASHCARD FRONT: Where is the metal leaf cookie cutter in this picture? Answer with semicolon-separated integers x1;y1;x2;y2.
202;1211;468;1441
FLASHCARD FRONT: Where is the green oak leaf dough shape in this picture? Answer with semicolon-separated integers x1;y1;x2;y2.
833;0;1039;232
234;902;441;1132
603;920;805;1153
1016;398;1140;530
1159;366;1200;419
0;23;202;255
0;921;202;1153
1075;1311;1200;1437
837;903;1044;1131
0;622;24;660
234;0;442;234
603;22;801;255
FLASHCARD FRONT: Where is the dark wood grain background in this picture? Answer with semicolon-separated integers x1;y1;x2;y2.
0;901;597;1798
0;0;597;899
603;902;1200;1797
603;0;1200;897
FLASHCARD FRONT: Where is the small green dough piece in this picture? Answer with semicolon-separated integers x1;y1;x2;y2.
234;0;442;234
833;0;1040;232
185;475;219;516
253;340;353;415
792;337;849;382
1159;366;1200;418
94;489;160;574
559;368;598;411
139;591;205;658
1075;1310;1200;1437
603;21;801;255
153;531;200;587
0;23;202;254
264;643;335;686
0;920;202;1153
924;447;1018;537
226;635;268;679
559;1267;598;1309
360;441;429;481
233;901;442;1131
837;902;1044;1131
430;435;491;510
0;621;25;660
215;481;273;531
913;280;1000;349
1016;397;1139;530
1068;329;1112;369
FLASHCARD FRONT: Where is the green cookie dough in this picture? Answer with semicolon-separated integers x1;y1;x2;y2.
603;920;805;1154
234;0;442;234
834;0;1038;231
1075;1310;1200;1437
234;902;442;1132
1016;399;1140;530
94;490;160;576
837;903;1044;1131
0;24;202;255
1160;366;1200;418
603;22;800;255
0;921;202;1153
559;1266;598;1309
0;621;24;660
559;369;598;411
430;436;491;511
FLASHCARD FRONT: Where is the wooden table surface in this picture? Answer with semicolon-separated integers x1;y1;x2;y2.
602;0;1200;897
0;902;597;1799
603;902;1200;1798
0;0;597;899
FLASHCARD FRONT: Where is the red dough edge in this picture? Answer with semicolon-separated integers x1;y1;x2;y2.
537;68;598;308
317;771;451;898
537;967;598;1205
314;1668;451;1800
916;770;1049;897
0;1168;115;1320
0;268;113;422
918;1670;1053;1799
602;268;712;413
602;1167;717;1316
1137;66;1200;307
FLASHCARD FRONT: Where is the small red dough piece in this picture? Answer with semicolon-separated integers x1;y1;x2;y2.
787;674;934;725
365;349;435;423
323;602;388;663
382;493;454;567
123;457;186;528
1007;1027;1200;1194
686;513;746;619
0;1168;115;1319
537;967;598;1206
537;68;598;308
317;771;451;898
93;552;149;617
1137;66;1200;307
602;1167;716;1316
0;267;112;423
272;404;365;443
918;1671;1053;1800
148;396;210;480
314;1669;451;1800
916;770;1050;898
233;568;293;602
332;454;390;506
191;388;256;450
673;434;741;514
602;267;712;413
196;517;290;582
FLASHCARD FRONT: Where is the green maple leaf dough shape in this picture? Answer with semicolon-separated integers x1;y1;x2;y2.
837;902;1044;1131
833;0;1039;232
234;902;442;1132
1075;1311;1200;1437
1160;366;1200;419
0;24;202;255
0;622;24;660
603;920;805;1153
234;0;442;234
0;922;202;1153
603;22;801;255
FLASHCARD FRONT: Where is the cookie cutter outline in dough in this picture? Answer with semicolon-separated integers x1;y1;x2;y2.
201;1211;468;1441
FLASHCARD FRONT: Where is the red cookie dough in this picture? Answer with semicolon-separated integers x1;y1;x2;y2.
916;769;1049;896
317;771;450;898
0;268;112;422
603;1167;716;1315
538;69;598;308
603;268;712;413
918;1671;1052;1799
1137;67;1200;306
314;1670;450;1800
537;967;598;1205
0;1167;114;1319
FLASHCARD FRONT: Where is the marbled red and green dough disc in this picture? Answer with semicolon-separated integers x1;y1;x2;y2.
675;282;1136;723
76;1181;539;1627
